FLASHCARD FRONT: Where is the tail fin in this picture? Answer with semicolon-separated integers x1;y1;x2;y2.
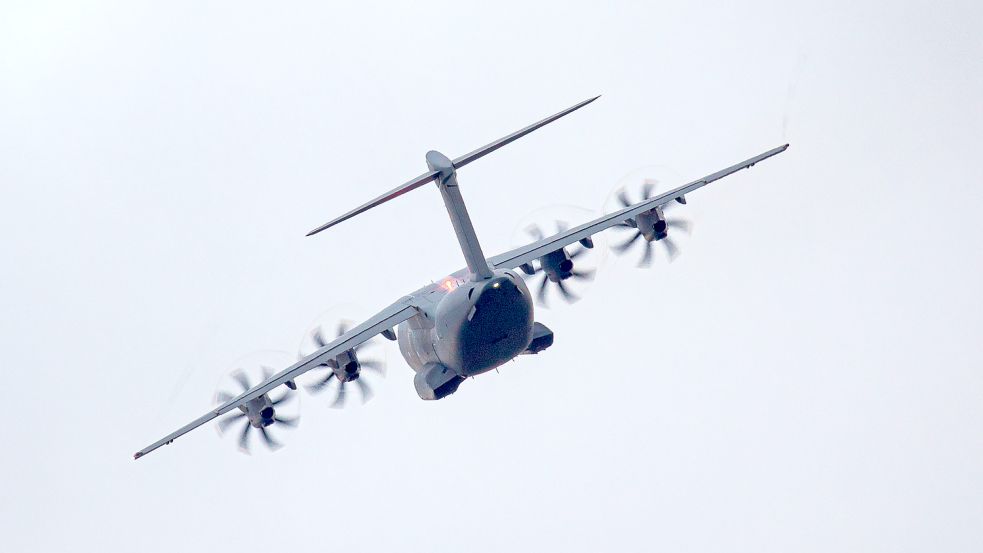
305;96;600;237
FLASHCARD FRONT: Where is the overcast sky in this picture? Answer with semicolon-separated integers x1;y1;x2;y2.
2;1;982;551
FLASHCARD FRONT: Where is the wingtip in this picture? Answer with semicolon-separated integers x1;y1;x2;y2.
133;451;144;460
305;225;327;237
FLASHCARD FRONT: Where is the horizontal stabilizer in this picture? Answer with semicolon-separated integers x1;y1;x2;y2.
451;95;600;168
306;170;440;236
306;96;600;237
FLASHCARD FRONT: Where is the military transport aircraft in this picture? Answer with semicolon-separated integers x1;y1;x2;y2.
134;96;788;459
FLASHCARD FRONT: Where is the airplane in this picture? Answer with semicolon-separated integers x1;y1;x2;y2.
134;96;789;459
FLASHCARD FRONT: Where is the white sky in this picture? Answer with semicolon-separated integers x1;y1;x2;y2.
2;1;982;551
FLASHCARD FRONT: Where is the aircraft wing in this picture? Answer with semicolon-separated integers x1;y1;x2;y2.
488;144;789;271
134;297;419;459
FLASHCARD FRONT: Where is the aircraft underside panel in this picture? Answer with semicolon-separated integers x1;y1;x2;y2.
397;318;440;373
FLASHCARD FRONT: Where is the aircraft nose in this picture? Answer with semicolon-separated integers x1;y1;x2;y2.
486;276;518;295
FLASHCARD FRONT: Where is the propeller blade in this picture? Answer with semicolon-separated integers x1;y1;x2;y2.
274;416;298;428
307;316;390;409
613;231;642;253
261;365;273;381
536;274;550;307
667;219;692;234
617;188;633;208
271;389;295;406
639;241;654;268
555;280;579;303
662;237;680;261
238;419;251;452
525;224;545;240
571;268;595;281
556;220;569;233
259;427;281;450
641;180;655;200
355;378;374;403
331;382;348;409
306;372;334;394
218;412;246;434
232;370;251;392
360;359;385;374
311;328;328;349
215;390;235;404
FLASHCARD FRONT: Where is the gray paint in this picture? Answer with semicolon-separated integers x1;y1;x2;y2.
133;98;787;459
6;5;982;550
426;150;494;280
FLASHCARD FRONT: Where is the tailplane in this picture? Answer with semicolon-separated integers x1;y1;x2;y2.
305;96;600;237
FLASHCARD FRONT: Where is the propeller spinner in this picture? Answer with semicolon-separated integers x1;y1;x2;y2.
214;361;299;454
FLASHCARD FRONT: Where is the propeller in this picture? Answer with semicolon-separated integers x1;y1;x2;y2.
510;204;608;308
609;178;693;268
523;221;597;307
301;319;387;408
214;364;299;455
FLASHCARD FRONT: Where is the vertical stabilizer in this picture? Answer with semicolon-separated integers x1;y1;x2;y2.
426;150;493;280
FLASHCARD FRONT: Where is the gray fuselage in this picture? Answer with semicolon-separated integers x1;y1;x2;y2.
397;269;534;379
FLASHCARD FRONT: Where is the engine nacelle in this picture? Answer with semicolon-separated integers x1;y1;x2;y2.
636;205;668;242
414;362;465;400
539;248;575;283
336;349;361;380
240;394;277;428
315;349;363;383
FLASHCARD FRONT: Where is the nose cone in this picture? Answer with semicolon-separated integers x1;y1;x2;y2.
473;278;520;316
481;276;519;300
458;273;533;375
